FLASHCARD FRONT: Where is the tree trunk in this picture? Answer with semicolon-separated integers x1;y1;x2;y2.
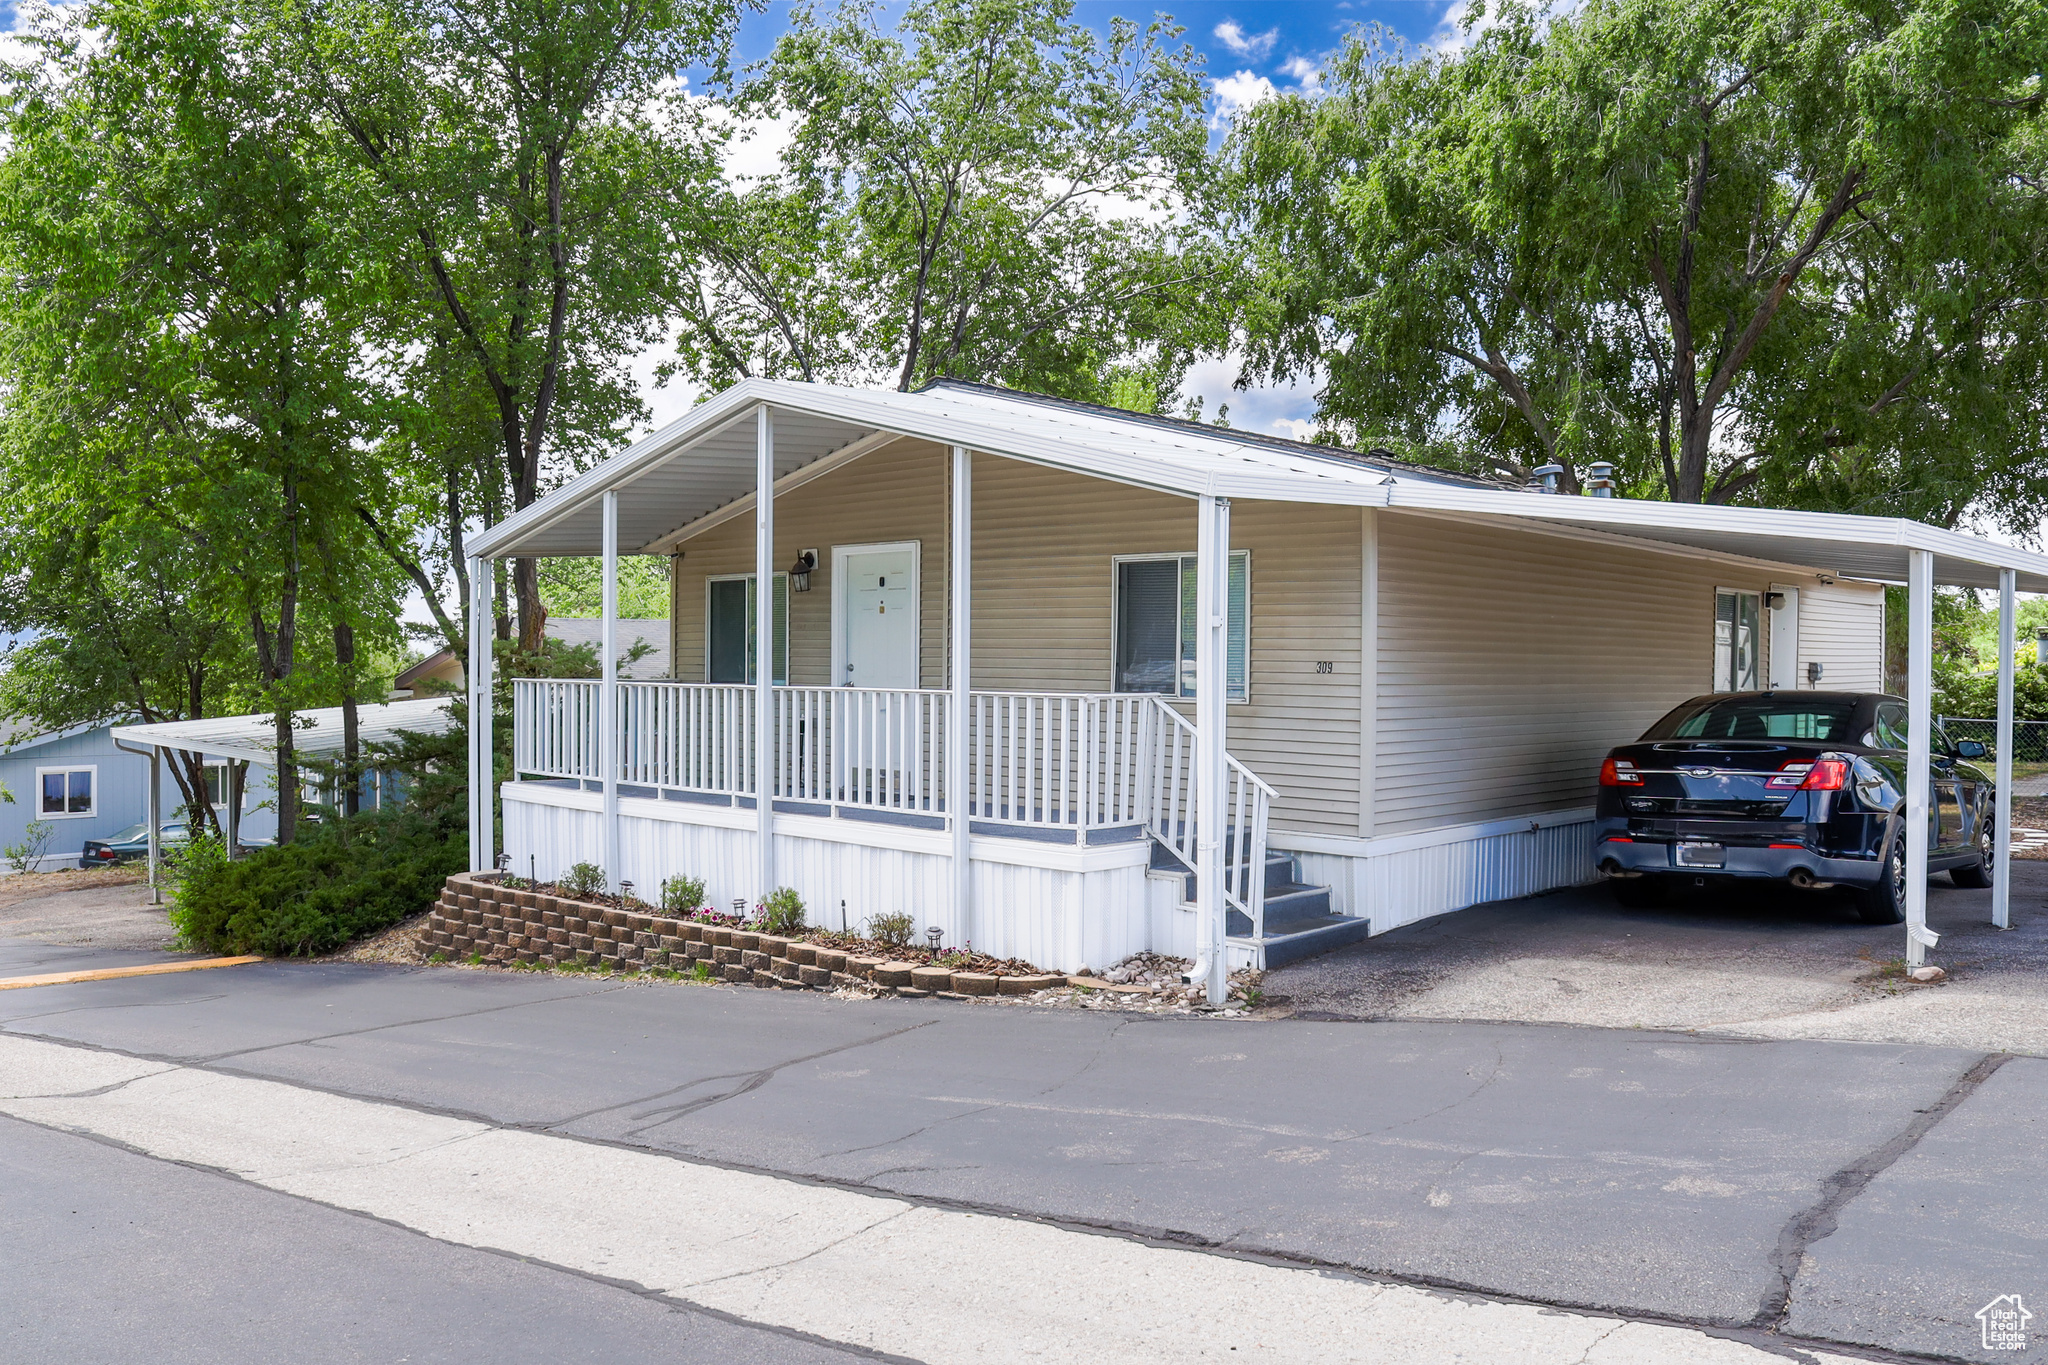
336;620;360;818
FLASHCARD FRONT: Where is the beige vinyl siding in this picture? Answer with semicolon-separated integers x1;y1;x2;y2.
1374;513;1781;834
1798;580;1886;692
666;442;1364;835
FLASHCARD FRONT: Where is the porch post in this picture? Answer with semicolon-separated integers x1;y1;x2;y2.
601;490;621;893
467;553;494;872
1994;567;2015;929
754;404;776;905
948;445;972;948
146;746;161;903
1195;493;1231;1007
1905;548;1934;968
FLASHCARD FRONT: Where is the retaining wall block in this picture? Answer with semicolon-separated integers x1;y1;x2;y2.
950;972;998;996
721;964;751;983
785;943;817;966
909;966;952;993
798;965;834;987
755;935;788;957
541;911;562;929
740;950;767;971
845;956;884;980
999;974;1065;994
871;962;915;988
729;932;757;952
812;950;847;974
704;927;732;947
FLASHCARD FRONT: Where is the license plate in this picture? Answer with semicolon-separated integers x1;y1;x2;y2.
1675;842;1725;868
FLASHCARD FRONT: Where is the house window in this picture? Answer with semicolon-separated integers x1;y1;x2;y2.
36;766;95;818
1113;552;1249;702
1714;590;1761;692
707;573;789;685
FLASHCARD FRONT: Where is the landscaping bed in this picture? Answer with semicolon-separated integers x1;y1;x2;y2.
420;872;1067;997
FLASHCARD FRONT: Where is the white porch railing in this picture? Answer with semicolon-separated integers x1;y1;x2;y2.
511;679;1274;933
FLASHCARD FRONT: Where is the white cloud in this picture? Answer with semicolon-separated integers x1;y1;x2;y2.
1213;20;1277;60
1210;70;1279;126
1277;55;1323;96
1178;353;1319;438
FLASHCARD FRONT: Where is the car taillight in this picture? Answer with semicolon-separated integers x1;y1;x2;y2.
1767;763;1812;789
1600;757;1643;786
1800;758;1850;791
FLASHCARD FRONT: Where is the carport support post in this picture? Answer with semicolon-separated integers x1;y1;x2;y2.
467;554;494;873
754;404;775;906
1905;548;1933;968
146;746;161;904
948;444;972;948
1196;493;1231;1008
1995;567;2015;929
602;490;621;894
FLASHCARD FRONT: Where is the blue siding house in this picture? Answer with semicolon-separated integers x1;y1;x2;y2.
0;721;279;872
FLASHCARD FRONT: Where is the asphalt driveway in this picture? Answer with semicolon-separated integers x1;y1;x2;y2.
1268;856;2048;1054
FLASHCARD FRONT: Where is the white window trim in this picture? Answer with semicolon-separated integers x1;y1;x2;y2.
34;764;98;819
1110;551;1251;704
829;540;922;689
704;571;790;685
1713;587;1763;693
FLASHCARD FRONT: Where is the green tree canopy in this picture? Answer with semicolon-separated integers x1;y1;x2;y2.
667;0;1224;408
1229;0;2048;523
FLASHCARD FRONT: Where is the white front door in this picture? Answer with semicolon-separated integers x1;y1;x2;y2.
835;543;919;689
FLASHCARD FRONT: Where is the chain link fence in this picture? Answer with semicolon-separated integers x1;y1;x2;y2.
1940;719;2048;792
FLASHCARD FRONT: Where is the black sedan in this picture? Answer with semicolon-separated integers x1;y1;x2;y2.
79;823;192;867
1595;691;1996;923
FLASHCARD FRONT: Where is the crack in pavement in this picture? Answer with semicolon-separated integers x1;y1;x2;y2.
190;984;631;1065
607;1021;939;1137
1750;1049;2015;1331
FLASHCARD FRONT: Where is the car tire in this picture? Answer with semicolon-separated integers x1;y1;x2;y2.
1855;830;1907;925
1610;876;1665;910
1950;820;1995;889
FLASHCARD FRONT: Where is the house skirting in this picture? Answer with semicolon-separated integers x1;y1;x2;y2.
502;782;1153;975
1273;808;1598;935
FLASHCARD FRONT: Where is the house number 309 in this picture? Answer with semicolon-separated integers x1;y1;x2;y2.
1315;661;1335;674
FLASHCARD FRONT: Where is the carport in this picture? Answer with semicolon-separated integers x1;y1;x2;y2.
110;698;455;900
1370;481;2048;968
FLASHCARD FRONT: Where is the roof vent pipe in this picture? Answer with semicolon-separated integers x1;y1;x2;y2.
1530;462;1564;494
1586;461;1616;497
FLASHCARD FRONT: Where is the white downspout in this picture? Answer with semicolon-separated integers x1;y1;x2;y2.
754;404;776;905
1994;567;2015;929
147;745;162;902
601;489;620;893
948;444;972;949
1905;548;1935;969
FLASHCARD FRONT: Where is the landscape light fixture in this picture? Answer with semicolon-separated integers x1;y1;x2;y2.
620;880;633;902
927;926;944;953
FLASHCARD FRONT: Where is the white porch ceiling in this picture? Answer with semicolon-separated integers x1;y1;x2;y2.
467;377;2048;594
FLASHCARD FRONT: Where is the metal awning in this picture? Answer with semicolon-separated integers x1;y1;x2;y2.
112;698;455;765
465;378;2048;593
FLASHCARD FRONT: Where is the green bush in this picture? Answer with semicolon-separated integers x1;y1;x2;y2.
169;809;466;957
760;887;805;936
867;910;914;948
661;874;706;913
560;862;607;900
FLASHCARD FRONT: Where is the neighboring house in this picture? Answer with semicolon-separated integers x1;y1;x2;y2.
0;718;278;872
392;620;670;697
461;378;2045;977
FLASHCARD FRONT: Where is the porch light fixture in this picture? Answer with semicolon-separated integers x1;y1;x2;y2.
789;549;817;592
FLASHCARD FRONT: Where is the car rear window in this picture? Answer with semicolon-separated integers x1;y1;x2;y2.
1648;698;1860;741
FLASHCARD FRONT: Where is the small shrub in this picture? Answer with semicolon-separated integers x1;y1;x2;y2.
868;910;914;949
691;960;714;982
559;862;607;900
3;819;54;874
760;887;805;936
661;874;707;914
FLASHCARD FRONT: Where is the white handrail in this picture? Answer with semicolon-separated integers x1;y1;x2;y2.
1142;696;1273;939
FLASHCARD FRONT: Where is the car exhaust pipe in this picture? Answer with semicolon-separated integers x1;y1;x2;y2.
1788;867;1836;891
1598;860;1643;879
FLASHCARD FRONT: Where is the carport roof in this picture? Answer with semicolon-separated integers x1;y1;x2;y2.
112;698;454;767
467;377;2048;593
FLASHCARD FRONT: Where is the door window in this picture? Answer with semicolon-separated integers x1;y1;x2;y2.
706;574;788;685
1713;590;1760;691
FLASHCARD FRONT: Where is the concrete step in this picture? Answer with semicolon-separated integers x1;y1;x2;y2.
1230;915;1372;969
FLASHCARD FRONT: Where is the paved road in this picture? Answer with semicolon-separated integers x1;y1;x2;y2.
3;939;2042;1363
